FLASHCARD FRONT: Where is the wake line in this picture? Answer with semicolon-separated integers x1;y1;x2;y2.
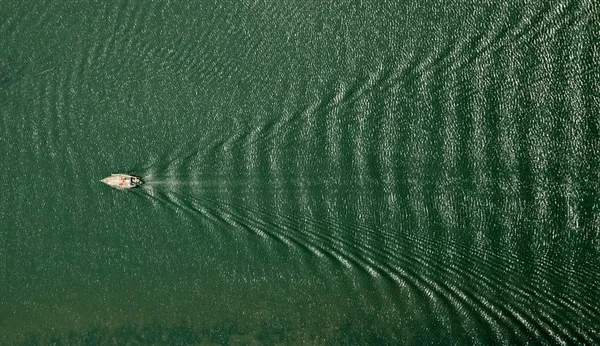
143;181;203;185
145;188;587;343
156;190;512;337
142;180;255;188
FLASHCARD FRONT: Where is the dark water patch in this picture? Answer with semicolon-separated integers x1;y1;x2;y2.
0;57;22;87
17;321;235;346
13;318;405;346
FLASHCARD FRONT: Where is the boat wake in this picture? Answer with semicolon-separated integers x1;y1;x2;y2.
143;181;203;185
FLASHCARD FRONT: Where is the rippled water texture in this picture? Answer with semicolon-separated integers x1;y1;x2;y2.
1;0;599;344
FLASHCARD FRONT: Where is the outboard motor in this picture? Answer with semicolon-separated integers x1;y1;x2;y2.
130;177;142;186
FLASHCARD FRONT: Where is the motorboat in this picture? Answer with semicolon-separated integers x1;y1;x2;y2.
101;174;143;189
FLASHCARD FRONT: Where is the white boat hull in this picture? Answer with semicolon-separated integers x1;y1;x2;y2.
101;174;143;189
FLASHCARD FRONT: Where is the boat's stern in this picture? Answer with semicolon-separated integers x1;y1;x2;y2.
129;176;143;187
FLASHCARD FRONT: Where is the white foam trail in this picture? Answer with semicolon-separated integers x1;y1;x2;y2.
144;181;203;185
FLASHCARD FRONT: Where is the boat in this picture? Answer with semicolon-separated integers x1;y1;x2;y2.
101;174;143;189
